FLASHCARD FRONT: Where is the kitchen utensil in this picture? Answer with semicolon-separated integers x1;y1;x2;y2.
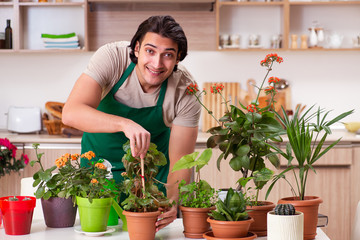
7;106;41;133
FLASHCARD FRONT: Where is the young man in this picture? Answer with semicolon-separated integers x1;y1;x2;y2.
62;15;201;230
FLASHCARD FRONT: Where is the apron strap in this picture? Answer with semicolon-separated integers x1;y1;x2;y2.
157;79;168;107
110;62;136;96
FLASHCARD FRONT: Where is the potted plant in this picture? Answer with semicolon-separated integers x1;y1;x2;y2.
30;143;77;228
186;53;285;236
267;203;303;240
0;196;36;235
239;168;275;236
206;188;255;239
120;141;174;240
172;148;217;238
0;138;29;177
265;105;353;239
58;151;125;233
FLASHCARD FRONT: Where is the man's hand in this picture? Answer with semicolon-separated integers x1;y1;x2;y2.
155;205;177;232
122;119;150;159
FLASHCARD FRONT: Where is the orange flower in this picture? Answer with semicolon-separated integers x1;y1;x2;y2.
71;153;80;160
91;178;98;184
55;158;64;168
62;153;71;159
81;151;96;160
210;83;224;94
95;162;106;170
260;53;283;67
62;156;69;164
247;104;257;113
186;83;199;95
268;77;280;84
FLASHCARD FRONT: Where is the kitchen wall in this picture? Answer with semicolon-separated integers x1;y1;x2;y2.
0;50;359;130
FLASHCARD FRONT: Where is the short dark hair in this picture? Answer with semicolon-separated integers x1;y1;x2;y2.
129;15;188;72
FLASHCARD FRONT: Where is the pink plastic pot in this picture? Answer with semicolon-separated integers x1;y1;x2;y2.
0;196;36;235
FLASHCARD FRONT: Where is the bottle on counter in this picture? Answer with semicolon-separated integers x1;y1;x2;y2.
5;19;12;49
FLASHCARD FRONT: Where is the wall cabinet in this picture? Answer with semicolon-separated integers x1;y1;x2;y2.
216;0;360;51
1;0;360;53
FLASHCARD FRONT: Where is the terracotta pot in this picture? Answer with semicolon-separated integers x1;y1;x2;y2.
247;201;275;236
267;211;304;240
180;205;215;238
278;196;323;240
41;197;77;228
123;210;160;240
207;216;254;238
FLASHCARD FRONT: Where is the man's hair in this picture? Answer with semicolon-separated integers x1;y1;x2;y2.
129;15;188;72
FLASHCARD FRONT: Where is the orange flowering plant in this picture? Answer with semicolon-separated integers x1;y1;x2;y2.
186;53;285;205
31;143;119;203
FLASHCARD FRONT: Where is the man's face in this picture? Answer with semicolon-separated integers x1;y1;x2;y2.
134;32;179;93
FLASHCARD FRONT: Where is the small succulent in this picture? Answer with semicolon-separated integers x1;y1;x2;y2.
274;203;296;215
209;188;248;221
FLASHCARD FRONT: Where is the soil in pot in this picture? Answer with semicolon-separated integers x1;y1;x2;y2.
247;201;275;237
278;196;322;240
123;210;160;240
207;217;254;238
180;206;215;238
41;197;77;228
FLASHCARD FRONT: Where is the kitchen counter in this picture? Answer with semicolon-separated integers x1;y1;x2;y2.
1;129;360;145
0;218;330;240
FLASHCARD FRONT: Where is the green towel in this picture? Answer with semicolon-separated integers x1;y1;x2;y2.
41;32;76;39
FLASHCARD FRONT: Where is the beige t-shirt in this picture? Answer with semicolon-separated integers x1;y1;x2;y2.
83;41;201;128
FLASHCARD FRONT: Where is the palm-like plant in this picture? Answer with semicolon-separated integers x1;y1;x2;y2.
266;105;353;200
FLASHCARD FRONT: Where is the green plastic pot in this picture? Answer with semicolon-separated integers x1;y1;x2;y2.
76;196;113;232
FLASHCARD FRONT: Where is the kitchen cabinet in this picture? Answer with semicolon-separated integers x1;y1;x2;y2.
1;0;360;53
0;0;216;52
216;0;360;51
0;142;81;197
195;141;356;240
0;0;86;52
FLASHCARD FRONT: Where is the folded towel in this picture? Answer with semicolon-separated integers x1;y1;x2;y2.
41;32;76;39
44;41;79;45
42;36;79;43
44;45;80;49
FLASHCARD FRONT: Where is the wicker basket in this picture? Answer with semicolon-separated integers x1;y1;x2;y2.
43;119;63;135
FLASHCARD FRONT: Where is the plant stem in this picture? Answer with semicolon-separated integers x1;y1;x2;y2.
255;61;274;104
195;92;221;125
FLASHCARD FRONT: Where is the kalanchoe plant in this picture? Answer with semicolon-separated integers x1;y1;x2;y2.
209;188;248;221
31;143;119;203
186;53;285;204
172;148;217;208
121;141;174;212
0;138;29;177
266;105;354;200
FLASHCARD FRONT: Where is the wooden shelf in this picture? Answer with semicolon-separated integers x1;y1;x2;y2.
219;1;284;6
88;0;214;2
18;2;84;6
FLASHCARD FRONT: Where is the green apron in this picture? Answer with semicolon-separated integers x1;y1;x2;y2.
81;62;170;195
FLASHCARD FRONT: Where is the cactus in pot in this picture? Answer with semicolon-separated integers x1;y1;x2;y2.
268;204;303;240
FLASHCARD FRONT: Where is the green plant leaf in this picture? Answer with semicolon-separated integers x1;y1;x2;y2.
172;152;199;172
266;152;280;169
235;144;250;157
